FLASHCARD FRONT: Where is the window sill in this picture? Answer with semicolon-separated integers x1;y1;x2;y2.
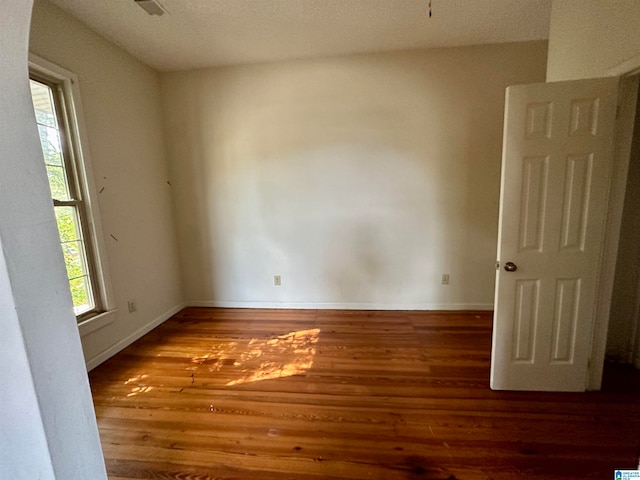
78;309;116;338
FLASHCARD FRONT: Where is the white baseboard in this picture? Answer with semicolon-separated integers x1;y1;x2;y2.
187;300;494;311
85;302;185;371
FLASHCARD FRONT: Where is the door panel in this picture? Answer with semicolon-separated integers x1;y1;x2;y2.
491;78;618;391
550;278;580;363
560;154;592;251
519;155;548;251
513;279;539;362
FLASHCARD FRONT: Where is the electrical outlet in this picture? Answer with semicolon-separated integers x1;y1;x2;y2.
441;274;450;285
274;275;281;286
127;299;137;313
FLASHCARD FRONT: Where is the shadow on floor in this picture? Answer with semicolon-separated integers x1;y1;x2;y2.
602;361;640;393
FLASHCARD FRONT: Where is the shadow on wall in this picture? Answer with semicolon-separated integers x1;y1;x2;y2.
337;224;385;302
170;84;218;301
242;143;450;306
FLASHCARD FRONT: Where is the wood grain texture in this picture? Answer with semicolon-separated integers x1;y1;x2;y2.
89;308;640;479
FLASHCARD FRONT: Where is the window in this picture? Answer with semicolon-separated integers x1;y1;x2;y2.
28;55;113;324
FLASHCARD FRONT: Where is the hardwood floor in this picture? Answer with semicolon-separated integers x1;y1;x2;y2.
89;308;640;479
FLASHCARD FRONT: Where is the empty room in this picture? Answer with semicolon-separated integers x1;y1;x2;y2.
3;0;640;479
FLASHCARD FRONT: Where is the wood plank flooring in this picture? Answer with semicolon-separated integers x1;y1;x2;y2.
89;308;640;479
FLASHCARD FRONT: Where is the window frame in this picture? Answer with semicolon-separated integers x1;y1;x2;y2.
29;54;115;332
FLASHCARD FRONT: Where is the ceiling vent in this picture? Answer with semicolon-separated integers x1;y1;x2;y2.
135;0;167;16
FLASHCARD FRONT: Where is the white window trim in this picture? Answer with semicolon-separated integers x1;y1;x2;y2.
78;310;117;337
29;53;116;332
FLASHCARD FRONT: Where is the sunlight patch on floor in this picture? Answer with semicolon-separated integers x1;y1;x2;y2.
189;328;320;386
124;374;153;397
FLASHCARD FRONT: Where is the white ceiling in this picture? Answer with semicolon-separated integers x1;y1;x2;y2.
48;0;552;72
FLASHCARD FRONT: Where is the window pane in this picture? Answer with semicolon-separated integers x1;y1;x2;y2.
29;80;57;128
46;165;70;200
55;206;94;315
54;206;81;242
61;240;86;279
37;124;63;166
69;276;93;315
31;81;71;201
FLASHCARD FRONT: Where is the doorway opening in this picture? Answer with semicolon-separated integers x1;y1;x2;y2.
604;75;640;386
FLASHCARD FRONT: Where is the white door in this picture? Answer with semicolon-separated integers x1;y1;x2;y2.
491;78;619;391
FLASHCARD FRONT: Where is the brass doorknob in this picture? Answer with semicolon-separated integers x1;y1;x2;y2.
504;262;518;272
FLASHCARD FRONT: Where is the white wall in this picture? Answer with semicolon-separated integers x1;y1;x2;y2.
162;42;548;309
0;239;55;479
29;0;184;367
547;0;640;81
0;0;106;478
